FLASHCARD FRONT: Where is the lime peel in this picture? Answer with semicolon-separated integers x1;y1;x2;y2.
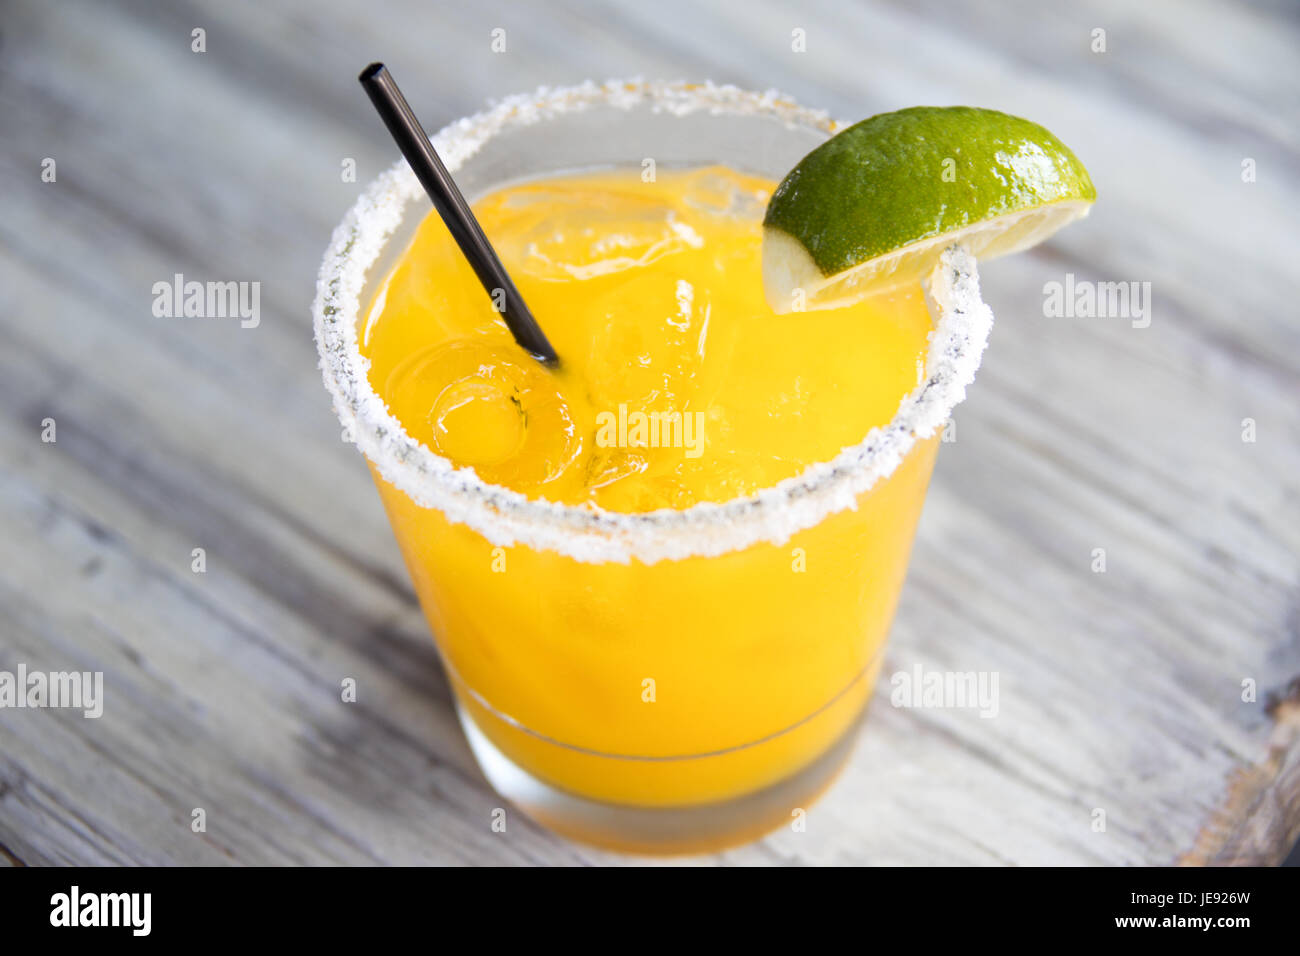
762;106;1095;313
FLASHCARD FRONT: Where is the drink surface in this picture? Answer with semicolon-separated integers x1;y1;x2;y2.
361;166;932;511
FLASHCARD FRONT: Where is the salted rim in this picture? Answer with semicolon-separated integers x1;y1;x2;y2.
313;79;994;565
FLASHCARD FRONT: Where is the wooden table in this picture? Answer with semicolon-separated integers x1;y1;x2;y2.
2;0;1297;866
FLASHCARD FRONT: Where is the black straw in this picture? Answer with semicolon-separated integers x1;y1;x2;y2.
359;63;559;367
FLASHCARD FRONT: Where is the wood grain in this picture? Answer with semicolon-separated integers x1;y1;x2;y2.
0;0;1296;865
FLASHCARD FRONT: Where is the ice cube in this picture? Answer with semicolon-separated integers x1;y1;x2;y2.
582;273;710;416
387;340;582;489
491;188;702;281
680;167;769;221
583;448;650;492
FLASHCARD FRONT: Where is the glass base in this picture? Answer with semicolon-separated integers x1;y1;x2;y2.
458;703;860;855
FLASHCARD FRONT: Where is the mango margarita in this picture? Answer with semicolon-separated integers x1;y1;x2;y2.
359;167;938;807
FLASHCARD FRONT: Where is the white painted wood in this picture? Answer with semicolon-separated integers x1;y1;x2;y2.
0;0;1296;865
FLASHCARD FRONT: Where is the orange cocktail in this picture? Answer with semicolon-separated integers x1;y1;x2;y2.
315;82;990;852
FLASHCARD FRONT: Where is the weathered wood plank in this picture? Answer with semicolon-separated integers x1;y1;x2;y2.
1;0;1296;865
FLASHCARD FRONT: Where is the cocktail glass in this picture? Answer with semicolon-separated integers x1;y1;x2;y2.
314;81;992;854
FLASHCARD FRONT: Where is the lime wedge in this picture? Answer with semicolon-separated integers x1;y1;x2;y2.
762;106;1095;312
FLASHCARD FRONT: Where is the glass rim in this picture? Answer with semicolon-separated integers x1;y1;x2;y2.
313;80;993;565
